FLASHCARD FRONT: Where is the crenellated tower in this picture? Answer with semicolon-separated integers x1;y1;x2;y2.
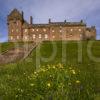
7;9;24;41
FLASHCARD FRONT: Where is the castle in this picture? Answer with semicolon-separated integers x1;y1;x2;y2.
7;9;96;42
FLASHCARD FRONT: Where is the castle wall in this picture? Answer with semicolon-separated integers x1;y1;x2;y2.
7;9;96;42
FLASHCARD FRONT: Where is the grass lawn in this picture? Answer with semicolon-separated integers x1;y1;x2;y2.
0;42;25;53
0;41;100;99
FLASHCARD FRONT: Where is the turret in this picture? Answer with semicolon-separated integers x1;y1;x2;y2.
49;18;51;23
30;16;33;24
7;9;24;42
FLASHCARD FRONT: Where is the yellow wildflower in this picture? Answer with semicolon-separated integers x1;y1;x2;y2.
71;70;76;74
34;71;37;74
47;83;51;87
30;83;34;87
53;66;56;69
76;80;80;84
69;67;72;70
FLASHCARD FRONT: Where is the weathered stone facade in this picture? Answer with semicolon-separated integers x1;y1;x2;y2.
7;9;96;42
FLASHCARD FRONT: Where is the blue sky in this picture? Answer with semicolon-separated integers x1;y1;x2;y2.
0;0;100;42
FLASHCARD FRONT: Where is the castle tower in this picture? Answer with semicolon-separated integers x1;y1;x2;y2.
7;9;24;42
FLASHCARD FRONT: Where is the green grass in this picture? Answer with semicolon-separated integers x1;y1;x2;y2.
0;41;100;99
0;42;25;53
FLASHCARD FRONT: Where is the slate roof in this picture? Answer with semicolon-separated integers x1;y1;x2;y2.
7;9;23;21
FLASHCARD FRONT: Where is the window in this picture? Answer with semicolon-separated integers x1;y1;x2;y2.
12;29;14;32
70;34;72;36
71;29;73;32
43;29;46;32
36;29;39;31
39;34;41;38
80;34;82;37
60;30;62;33
52;30;54;33
79;29;81;32
25;29;28;32
17;36;19;39
17;22;18;26
10;36;13;40
25;36;28;40
33;34;36;39
45;34;47;39
32;29;34;32
16;29;18;32
53;35;55;38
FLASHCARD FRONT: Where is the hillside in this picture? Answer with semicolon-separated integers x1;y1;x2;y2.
0;41;100;99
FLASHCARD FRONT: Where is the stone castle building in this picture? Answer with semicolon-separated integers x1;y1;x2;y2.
7;9;96;42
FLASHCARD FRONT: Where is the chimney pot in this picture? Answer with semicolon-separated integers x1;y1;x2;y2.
30;16;33;24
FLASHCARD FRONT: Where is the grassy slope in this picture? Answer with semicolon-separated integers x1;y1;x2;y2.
0;41;100;98
0;42;26;53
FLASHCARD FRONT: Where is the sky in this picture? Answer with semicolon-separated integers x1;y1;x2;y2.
0;0;100;42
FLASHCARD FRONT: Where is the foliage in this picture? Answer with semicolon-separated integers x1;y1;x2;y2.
0;41;100;99
0;64;95;100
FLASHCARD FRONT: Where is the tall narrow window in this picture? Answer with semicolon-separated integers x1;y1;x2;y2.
16;29;18;32
45;34;48;39
43;29;46;32
39;34;41;38
60;30;62;33
53;35;55;38
32;29;34;32
17;36;19;39
33;34;36;39
79;29;81;32
25;36;28;40
25;29;28;32
12;29;14;32
10;36;13;40
36;29;39;31
52;30;54;33
71;29;73;32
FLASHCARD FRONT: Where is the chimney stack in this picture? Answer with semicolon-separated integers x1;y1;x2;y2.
49;18;51;23
64;20;66;23
22;11;24;20
30;16;33;24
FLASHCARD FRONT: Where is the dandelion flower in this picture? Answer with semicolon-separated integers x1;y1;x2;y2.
34;72;37;74
30;83;34;87
71;70;76;74
47;83;51;87
76;80;80;84
53;66;56;69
